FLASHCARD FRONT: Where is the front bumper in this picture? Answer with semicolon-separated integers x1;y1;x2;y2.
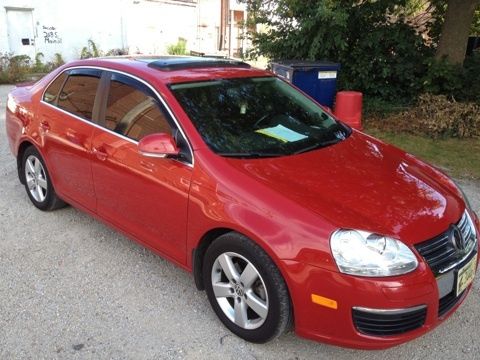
282;213;480;349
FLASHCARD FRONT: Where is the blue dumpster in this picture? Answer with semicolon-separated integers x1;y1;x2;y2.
271;60;340;108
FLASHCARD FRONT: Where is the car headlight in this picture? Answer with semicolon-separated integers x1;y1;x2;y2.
330;230;418;277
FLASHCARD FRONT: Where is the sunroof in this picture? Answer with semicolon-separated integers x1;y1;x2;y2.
144;56;251;71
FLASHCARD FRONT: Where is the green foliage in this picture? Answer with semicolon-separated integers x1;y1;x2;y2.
31;52;65;73
422;53;480;102
342;21;429;100
242;0;433;101
81;39;102;59
242;0;480;103
81;39;128;59
33;52;46;72
0;53;32;83
105;48;129;56
0;52;66;84
422;57;464;96
364;97;411;118
167;38;187;55
464;53;480;101
473;9;480;34
52;53;65;68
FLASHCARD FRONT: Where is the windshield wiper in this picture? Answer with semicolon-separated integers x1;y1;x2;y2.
218;152;285;159
293;138;342;155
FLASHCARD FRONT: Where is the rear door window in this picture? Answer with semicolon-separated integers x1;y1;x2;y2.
43;72;67;104
104;73;172;141
57;69;102;121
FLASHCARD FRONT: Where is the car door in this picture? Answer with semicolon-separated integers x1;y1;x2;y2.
38;68;102;211
90;72;193;264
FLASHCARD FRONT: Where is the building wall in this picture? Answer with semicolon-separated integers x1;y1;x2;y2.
0;0;232;62
0;0;125;61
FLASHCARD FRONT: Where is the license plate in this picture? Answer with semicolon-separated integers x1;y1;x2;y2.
456;254;477;296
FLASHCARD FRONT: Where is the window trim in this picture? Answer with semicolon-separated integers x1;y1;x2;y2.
40;66;194;167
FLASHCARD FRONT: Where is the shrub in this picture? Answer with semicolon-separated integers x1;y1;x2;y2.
463;53;480;103
167;38;187;55
105;48;129;56
341;22;429;101
0;53;31;83
81;39;101;59
33;52;47;73
50;53;65;69
422;53;480;103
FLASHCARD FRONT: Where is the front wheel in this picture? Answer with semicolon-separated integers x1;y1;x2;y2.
203;232;292;343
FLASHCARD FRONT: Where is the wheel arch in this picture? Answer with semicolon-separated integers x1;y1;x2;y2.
191;226;296;311
17;140;36;184
192;227;233;290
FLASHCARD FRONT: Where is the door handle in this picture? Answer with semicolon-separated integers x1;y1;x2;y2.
140;160;155;172
66;130;77;140
40;121;50;131
92;146;108;161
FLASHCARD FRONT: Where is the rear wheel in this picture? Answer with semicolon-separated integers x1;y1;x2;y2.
22;146;66;211
203;232;292;343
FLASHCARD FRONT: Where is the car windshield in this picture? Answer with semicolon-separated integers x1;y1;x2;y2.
170;77;351;158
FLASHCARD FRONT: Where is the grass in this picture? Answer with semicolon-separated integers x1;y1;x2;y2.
366;128;480;180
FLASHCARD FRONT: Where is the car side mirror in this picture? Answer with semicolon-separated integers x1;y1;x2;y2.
138;133;180;158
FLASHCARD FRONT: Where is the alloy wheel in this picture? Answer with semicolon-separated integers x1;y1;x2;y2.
24;155;48;203
211;252;269;330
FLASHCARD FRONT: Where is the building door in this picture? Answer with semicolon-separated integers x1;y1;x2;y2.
6;8;36;58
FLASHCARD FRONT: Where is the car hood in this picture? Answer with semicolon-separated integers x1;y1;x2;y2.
224;132;464;245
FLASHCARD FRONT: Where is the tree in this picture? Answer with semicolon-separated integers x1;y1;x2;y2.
242;0;431;100
241;0;480;101
435;0;480;64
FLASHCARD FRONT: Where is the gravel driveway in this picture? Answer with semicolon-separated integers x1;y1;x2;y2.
1;84;479;359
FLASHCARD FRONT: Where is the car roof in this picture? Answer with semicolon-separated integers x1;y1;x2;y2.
63;56;272;84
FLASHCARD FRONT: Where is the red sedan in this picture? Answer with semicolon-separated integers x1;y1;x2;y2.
5;57;479;349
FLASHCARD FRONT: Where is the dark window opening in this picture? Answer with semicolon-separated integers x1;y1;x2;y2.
43;72;68;104
57;74;101;120
105;78;172;142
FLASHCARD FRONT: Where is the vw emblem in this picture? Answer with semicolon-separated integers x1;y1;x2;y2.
449;225;466;251
234;284;244;297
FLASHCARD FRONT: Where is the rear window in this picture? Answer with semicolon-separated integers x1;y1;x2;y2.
57;72;101;120
43;72;67;104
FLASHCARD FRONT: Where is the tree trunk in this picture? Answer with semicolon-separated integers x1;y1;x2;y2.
435;0;480;64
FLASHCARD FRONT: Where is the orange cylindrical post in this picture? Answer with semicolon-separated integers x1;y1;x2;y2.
334;91;363;130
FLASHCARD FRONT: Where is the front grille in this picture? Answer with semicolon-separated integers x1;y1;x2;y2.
438;290;465;317
352;306;427;336
415;211;477;275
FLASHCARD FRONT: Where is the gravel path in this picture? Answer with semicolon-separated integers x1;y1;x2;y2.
1;84;479;359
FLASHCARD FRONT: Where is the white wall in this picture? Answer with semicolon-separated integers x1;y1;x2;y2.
124;0;198;55
0;0;125;61
196;0;221;54
0;0;228;62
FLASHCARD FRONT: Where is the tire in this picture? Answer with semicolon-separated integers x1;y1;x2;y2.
203;232;292;343
22;146;66;211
